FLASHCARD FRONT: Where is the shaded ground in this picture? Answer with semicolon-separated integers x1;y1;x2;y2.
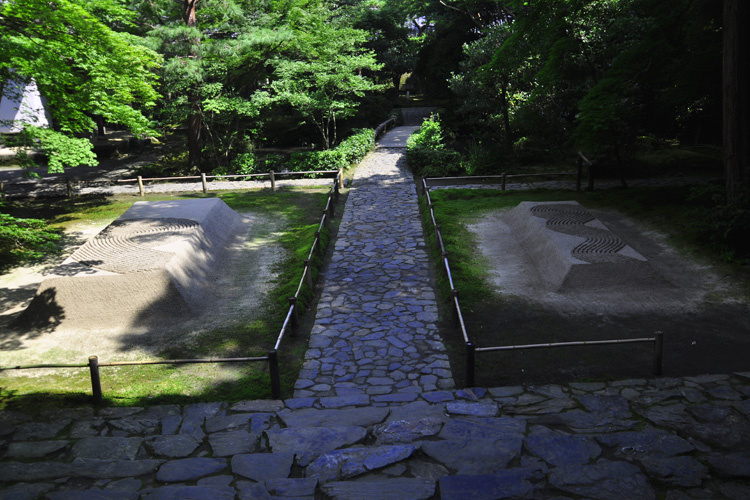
454;206;750;387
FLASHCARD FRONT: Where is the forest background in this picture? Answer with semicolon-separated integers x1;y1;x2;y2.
1;0;748;267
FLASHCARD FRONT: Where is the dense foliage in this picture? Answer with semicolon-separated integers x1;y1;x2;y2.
406;114;462;177
0;206;60;271
1;0;162;167
1;0;746;268
417;0;724;173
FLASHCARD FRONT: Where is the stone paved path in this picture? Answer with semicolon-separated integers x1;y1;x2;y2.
2;127;749;499
294;135;454;399
2;374;750;499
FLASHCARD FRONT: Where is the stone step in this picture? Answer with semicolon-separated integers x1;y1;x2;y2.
3;375;750;499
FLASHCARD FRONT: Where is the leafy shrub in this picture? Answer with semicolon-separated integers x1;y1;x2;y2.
135;150;190;178
288;152;312;172
0;209;60;271
406;115;464;177
336;129;375;164
231;152;257;175
261;154;285;173
689;183;750;263
286;129;375;172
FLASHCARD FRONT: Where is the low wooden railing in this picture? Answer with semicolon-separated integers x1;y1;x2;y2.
0;171;343;403
420;178;664;387
117;170;341;197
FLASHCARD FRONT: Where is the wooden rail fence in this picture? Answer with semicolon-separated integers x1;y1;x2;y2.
0;172;342;403
420;178;664;387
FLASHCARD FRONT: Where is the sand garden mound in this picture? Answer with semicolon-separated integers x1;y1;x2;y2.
505;201;668;293
16;198;244;330
471;200;727;315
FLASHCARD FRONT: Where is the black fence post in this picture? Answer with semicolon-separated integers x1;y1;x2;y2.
653;331;664;376
501;173;507;191
465;342;476;388
268;349;281;399
314;232;322;257
89;356;102;404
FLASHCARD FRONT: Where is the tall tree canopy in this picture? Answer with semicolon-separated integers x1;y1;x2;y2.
1;0;162;171
270;6;383;149
420;0;723;172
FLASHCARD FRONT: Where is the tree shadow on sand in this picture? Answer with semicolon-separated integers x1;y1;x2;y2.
2;288;65;350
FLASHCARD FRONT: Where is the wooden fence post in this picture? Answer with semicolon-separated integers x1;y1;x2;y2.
288;297;299;333
201;173;208;194
501;173;507;191
89;355;103;404
304;260;314;290
465;342;476;388
314;231;322;257
137;176;145;197
268;349;281;399
653;331;664;376
576;157;583;192
270;170;276;191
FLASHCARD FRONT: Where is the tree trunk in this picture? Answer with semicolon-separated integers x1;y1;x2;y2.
184;0;202;171
723;0;750;202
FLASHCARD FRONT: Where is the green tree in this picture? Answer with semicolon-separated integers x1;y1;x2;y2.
1;0;162;171
270;8;383;149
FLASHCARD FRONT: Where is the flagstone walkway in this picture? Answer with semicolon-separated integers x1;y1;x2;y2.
294;131;455;400
2;127;749;499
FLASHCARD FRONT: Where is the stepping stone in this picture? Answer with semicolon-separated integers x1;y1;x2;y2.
306;445;416;482
439;469;536;500
266;426;367;466
548;459;655;500
321;478;435;500
155;457;227;482
231;452;294;481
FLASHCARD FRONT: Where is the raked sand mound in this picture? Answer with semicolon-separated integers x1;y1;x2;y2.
16;198;243;330
470;201;721;315
504;201;668;292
